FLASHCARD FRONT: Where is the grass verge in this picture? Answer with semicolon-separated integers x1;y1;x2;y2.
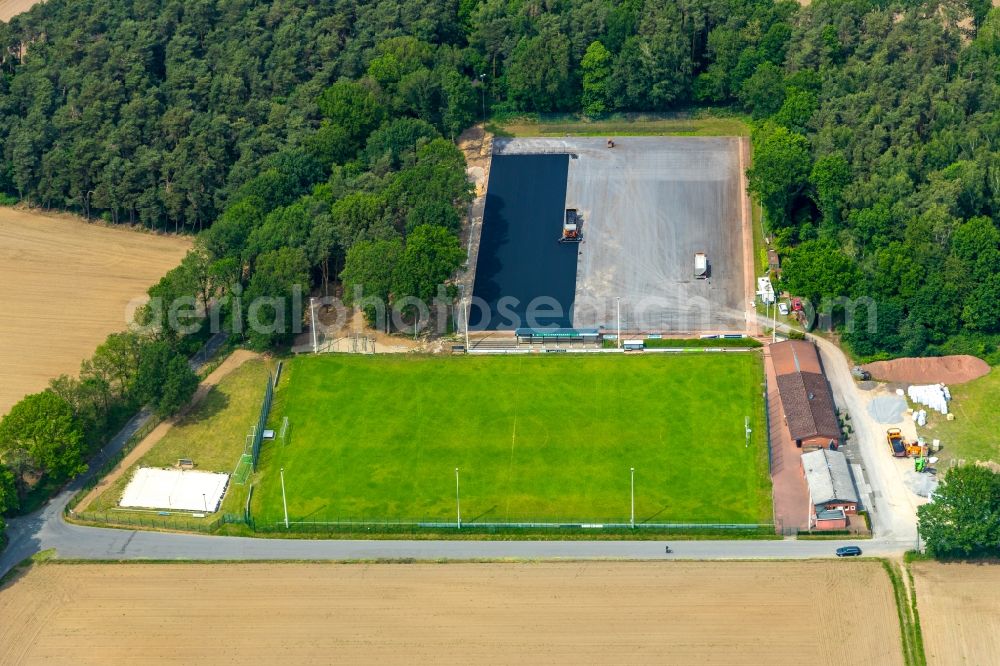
490;110;750;137
882;560;927;666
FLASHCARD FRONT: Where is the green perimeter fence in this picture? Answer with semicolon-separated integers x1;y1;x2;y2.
70;505;774;537
250;363;278;470
72;510;246;533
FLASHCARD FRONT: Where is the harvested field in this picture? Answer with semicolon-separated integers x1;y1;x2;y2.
0;561;903;665
0;0;39;22
861;355;990;385
912;562;1000;666
0;208;190;416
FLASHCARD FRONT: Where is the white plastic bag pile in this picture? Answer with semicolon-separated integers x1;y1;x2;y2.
907;384;950;418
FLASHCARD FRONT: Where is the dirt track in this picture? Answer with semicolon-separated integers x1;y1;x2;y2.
0;208;190;416
912;562;1000;666
74;349;259;512
0;561;903;665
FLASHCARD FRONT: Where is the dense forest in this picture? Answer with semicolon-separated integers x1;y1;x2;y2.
0;0;996;361
2;0;1000;534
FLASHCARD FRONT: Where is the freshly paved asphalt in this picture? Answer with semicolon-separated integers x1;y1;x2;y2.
470;153;576;330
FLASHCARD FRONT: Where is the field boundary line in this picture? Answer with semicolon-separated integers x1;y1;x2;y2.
882;560;927;666
504;356;522;521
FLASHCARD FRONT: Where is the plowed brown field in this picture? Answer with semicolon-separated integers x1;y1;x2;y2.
0;561;903;665
0;208;190;416
912;562;1000;666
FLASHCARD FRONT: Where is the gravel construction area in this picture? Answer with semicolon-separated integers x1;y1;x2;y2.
0;561;903;665
861;355;990;385
902;468;939;497
868;395;908;424
493;137;746;332
470;153;575;329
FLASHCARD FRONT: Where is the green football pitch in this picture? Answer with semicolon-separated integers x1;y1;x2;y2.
251;353;771;526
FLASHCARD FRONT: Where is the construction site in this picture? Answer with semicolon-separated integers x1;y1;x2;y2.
466;136;753;342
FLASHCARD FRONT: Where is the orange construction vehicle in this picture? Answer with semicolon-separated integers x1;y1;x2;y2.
886;428;924;458
886;428;907;457
560;208;582;243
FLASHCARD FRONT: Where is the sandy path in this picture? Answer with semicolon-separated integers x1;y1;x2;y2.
0;208;190;416
0;561;903;665
739;136;758;335
75;349;259;512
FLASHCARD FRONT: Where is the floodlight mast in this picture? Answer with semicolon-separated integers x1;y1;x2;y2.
280;467;289;529
630;467;635;529
310;297;318;353
616;297;622;349
455;467;462;529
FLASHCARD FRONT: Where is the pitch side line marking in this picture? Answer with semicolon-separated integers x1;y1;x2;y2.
504;357;523;521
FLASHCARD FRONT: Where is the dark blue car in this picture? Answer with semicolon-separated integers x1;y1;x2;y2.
835;546;863;557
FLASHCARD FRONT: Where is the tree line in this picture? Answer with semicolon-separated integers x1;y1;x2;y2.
0;330;200;533
0;68;473;539
745;2;1000;361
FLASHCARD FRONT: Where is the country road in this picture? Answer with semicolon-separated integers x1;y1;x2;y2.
1;333;918;580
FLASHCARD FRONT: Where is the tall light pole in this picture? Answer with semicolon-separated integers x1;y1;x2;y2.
630;467;635;528
310;297;318;353
280;466;289;529
479;73;486;122
464;292;471;351
455;467;462;529
616;297;622;349
771;291;777;343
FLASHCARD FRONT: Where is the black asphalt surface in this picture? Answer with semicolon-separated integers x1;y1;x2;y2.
470;154;577;330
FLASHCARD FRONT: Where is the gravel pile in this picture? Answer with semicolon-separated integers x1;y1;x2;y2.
868;395;907;424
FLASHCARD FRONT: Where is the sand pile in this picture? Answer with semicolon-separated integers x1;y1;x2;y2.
861;355;990;385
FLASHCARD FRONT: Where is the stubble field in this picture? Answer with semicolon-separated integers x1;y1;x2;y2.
912;562;1000;666
0;0;39;22
0;208;190;416
0;561;903;665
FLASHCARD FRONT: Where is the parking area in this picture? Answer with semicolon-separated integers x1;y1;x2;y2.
494;137;748;333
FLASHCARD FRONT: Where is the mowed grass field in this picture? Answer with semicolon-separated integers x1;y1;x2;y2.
252;353;771;526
